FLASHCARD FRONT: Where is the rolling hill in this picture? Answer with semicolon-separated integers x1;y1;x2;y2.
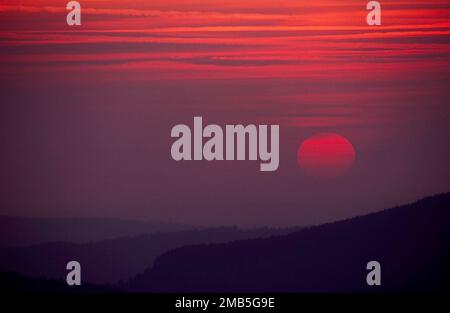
0;226;299;284
0;216;194;248
128;193;450;292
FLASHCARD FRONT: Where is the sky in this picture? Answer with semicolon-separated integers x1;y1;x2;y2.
0;0;449;227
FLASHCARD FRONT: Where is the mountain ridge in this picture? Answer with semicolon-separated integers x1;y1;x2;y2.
0;226;301;284
128;192;450;292
0;216;196;248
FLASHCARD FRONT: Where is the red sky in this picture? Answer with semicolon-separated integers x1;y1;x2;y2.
0;0;449;226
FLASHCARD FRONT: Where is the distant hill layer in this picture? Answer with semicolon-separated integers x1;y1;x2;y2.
0;216;194;248
129;193;450;292
0;227;299;284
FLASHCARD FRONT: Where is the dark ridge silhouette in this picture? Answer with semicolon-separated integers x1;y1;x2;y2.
128;192;450;292
0;272;119;293
0;226;300;285
0;216;195;248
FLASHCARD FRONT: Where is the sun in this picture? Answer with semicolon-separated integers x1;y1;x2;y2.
297;133;356;180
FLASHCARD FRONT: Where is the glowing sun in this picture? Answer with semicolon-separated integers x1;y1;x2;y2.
297;133;356;179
